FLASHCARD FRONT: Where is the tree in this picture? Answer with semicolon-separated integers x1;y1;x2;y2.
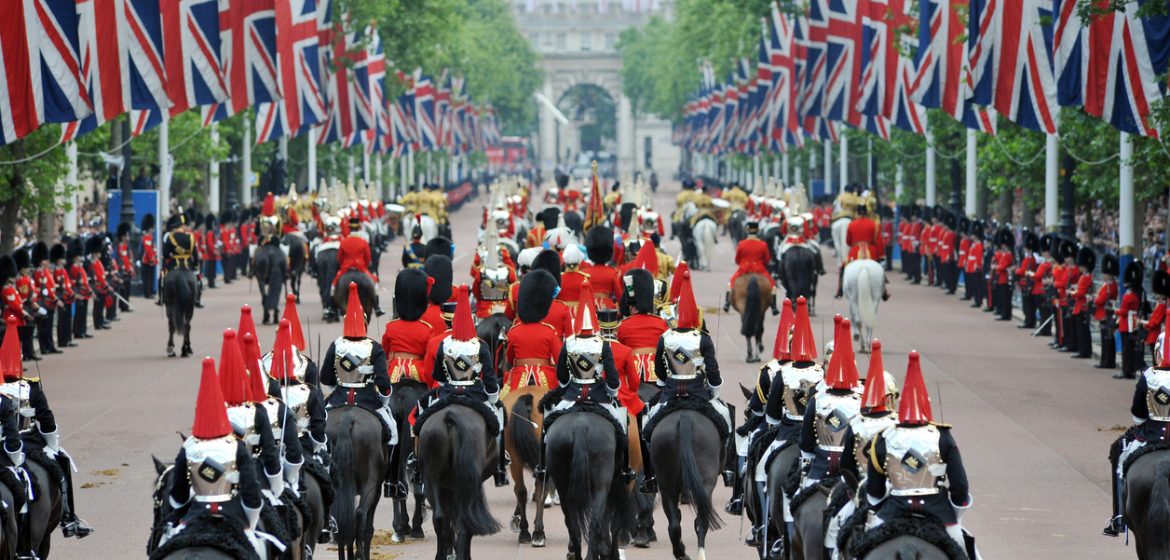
0;126;72;251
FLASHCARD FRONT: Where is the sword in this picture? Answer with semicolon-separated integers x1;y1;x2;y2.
1031;315;1053;337
502;404;538;429
111;290;135;312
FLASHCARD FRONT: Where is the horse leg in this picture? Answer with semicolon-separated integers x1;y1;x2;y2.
663;492;688;560
744;336;755;363
391;496;408;543
410;489;427;539
432;497;453;560
512;462;531;542
531;473;548;547
166;323;175;357
181;321;193;358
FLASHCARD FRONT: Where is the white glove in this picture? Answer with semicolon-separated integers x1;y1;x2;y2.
36;308;46;317
709;381;723;400
952;495;972;522
266;468;285;501
5;443;24;468
487;391;499;405
244;504;261;530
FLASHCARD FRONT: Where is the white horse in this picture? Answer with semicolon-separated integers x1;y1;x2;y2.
692;218;718;271
402;213;439;243
831;217;851;267
843;259;884;353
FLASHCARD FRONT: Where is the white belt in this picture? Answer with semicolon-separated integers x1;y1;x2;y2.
670;373;700;381
818;445;846;453
337;381;369;388
890;487;941;497
1150;414;1170;422
573;377;598;384
194;494;234;503
356;365;374;374
448;379;476;387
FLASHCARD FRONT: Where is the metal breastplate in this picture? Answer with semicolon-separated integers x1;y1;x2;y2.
260;350;309;383
479;267;509;301
565;335;604;382
1146;369;1170;421
282;384;312;432
442;338;483;384
259;398;283;442
184;436;240;503
662;330;703;380
884;425;944;496
813;393;861;452
652;278;669;307
0;381;32;431
780;363;824;421
334;338;375;387
225;404;261;450
851;413;897;470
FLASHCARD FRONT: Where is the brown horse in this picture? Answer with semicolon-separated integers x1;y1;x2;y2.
732;274;775;363
502;385;549;545
1126;449;1170;559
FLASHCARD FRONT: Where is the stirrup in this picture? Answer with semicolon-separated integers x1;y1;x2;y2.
638;476;657;494
61;518;94;539
493;469;509;487
1102;516;1124;537
725;497;743;516
744;525;762;547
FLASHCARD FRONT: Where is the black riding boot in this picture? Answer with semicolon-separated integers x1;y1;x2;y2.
723;291;731;312
637;413;656;494
194;277;204;308
1104;437;1126;536
384;444;406;499
769;293;781;316
725;458;744;515
57;456;93;538
835;267;844;299
495;405;509;487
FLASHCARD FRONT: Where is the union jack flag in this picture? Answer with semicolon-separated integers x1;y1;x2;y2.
910;0;995;133
125;0;172;135
801;0;829;119
203;0;278;125
767;2;801;151
62;0;129;142
161;0;226;118
858;0;925;134
272;0;323;133
824;0;865;126
413;70;437;150
389;95;415;157
967;0;1058;134
345;28;375;135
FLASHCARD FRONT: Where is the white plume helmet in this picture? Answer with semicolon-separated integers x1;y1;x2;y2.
562;244;584;266
517;247;541;269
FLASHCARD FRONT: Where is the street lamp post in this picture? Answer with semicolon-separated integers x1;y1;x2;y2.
1060;152;1076;238
119;118;135;229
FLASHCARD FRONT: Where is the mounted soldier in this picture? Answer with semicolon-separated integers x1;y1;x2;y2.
401;214;428;269
724;220;780;316
837;203;887;300
617;268;669;394
797;316;862;488
334;212;383;317
471;225;515;320
262;318;329;491
159;211;200;307
581;226;622;310
382;269;436;387
502;270;561;399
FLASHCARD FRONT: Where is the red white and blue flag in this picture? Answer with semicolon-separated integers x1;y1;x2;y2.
858;0;925;134
910;0;996;133
255;0;323;142
824;0;865;127
413;70;437;150
967;0;1057;134
203;0;279;125
64;0;129;142
161;0;226;118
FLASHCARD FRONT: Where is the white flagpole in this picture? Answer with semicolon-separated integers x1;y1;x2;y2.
159;119;172;216
209;124;221;213
307;128;318;192
925;123;936;206
241;123;252;206
838;135;848;187
1044;132;1058;230
1119;132;1134;251
64;142;79;232
965;130;976;217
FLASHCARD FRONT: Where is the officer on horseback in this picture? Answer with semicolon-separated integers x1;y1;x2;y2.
837;204;887;300
263;316;329;477
320;284;396;496
798;316;862;487
724;221;780;316
402;215;427;269
863;351;975;558
335;213;384;316
159;210;200;308
642;269;729;493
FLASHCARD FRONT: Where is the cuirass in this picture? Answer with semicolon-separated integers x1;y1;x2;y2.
780;363;824;421
851;413;897;470
260;350;309;383
0;381;32;431
282;384;312;432
565;335;603;381
479;267;510;301
226;404;261;450
334;338;374;387
259;398;283;441
813;392;861;452
184;436;239;503
1146;368;1170;421
884;425;944;496
652;278;669;307
662;330;702;380
443;338;483;383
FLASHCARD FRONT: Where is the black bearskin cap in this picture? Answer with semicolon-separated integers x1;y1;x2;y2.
85;235;103;255
1038;233;1054;255
621;268;655;316
205;213;218;229
117;221;132;240
1076;246;1097;271
618;203;637;233
424;255;453;305
425;237;454;260
957;217;970;235
537;207;561;231
140;213;155;231
221;209;236;224
970;220;984;241
517;270;556;324
1023;231;1039;254
919;206;932;221
49;243;65;263
585;226;614;265
30;242;48;267
1058;239;1077;263
1124;260;1145;290
1154;269;1170;298
12;249;29;271
66;238;82;261
0;256;15;285
1101;254;1119;277
531;249;562;286
995;228;1014;248
393;268;429;322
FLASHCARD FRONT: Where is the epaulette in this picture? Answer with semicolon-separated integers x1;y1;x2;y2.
866;435;885;476
538;322;556;331
420;319;433;330
930;422;953;430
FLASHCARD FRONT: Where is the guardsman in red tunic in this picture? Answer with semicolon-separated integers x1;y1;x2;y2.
558;245;589;308
1148;270;1170;365
964;221;986;308
140;214;158;298
519;250;574;337
30;242;59;356
838;205;886;299
1033;235;1055;336
991;228;1015;322
939;215;957;294
13;249;43;360
1095;254;1120;370
68;239;91;339
422;255;454;338
956;217;970;290
880;208;895;271
0;256;24;343
202;214;220;289
381;269;437;387
617;268;669;386
725;220;778;314
1051;240;1071;348
1016;232;1039;327
502;270;561;398
50;243;74;349
1069;245;1096;358
582;227;622;310
908;206;925;284
86;236;111;331
1117;261;1146;379
334;214;383;316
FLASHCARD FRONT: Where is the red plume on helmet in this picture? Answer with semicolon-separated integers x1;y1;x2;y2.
0;316;21;382
237;305;260;361
825;318;858;390
771;299;794;361
451;285;476;341
261;192;276;217
675;269;700;329
241;332;267;401
575;280;599;335
282;294;307;350
790;296;818;363
897;351;933;426
343;283;367;338
218;329;251;406
635;242;658;277
268;319;296;382
861;339;889;413
1162;320;1170;368
670;261;690;302
192;357;232;439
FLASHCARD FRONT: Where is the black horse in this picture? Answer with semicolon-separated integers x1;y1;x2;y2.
163;268;198;358
779;245;819;312
253;243;288;325
312;243;341;322
282;233;308;304
650;409;724;560
476;314;512;378
388;379;431;544
333;271;377;324
328;406;388;560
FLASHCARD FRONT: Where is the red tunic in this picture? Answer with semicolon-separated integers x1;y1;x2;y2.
16;275;36;307
1147;302;1166;345
1032;261;1052;295
1;286;23;326
503;322;561;396
334;235;375;285
580;263;622;310
70;263;91;301
964;242;983;274
33;269;55;310
282;208;300;235
382;319;436;387
993;250;1013;285
1117;292;1141;333
118;242;135;273
1071;273;1093;314
1094;281;1118;322
421;304;447;338
609;339;643;415
558;269;590;307
545;300;574;338
937;229;955;263
141;233;157;265
1016;255;1035;289
730;237;774;288
617;313;668;383
846;217;883;262
53;266;73;304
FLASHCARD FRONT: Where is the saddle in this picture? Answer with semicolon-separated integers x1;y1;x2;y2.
846;515;968;560
301;448;335;507
149;511;259;560
642;396;729;444
1123;440;1170;476
543;402;625;443
789;476;836;512
414;394;500;437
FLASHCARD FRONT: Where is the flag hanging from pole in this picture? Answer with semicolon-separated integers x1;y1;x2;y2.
583;161;604;232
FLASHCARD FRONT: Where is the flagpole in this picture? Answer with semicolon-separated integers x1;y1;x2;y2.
823;141;833;194
965;130;976;217
925;124;936;207
209;124;221;213
159;119;172;216
895;163;905;201
242;123;252;206
753;155;761;192
1119;132;1135;255
376;153;383;196
838;135;848;187
363;148;371;185
1044;132;1058;231
64;142;79;233
808;144;816;193
307;128;318;193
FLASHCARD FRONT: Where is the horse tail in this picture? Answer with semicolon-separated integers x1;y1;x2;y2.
331;414;357;547
1146;460;1170;559
678;414;723;530
858;264;878;333
567;426;598;547
448;414;501;536
741;277;762;338
509;395;541;469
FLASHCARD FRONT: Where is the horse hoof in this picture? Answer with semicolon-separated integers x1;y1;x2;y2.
410;527;425;540
167;349;175;358
532;531;546;547
519;530;532;544
390;532;405;544
632;533;650;548
511;515;522;533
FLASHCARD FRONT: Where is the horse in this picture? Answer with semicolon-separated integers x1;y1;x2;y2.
502;386;549;545
299;469;326;559
417;404;501;560
20;457;58;560
332;271;377;325
311;242;341;322
831;218;852;267
732;274;774;363
388;379;431;544
790;481;832;560
148;458;258;560
253;243;288;325
476;314;512;377
763;439;802;560
727;209;748;244
404;214;440;244
649;409;724;560
863;536;953;559
163;268;198;358
779;245;819;311
843;259;884;353
327;406;389;560
541;411;631;560
1124;448;1170;560
692;217;718;272
282;233;309;304
0;480;16;560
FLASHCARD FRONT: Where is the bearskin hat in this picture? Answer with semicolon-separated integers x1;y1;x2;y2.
618;203;637;233
1124;260;1145;291
205;213;218;229
537;207;561;231
49;243;65;263
12;249;29;272
424;255;453;305
1058;239;1077;263
1101;254;1119;277
942;211;955;230
30;242;48;267
116;221;131;240
140;213;155;232
585;226;614;265
1076;246;1097;271
932;205;946;223
66;238;82;262
969;220;984;241
957;216;970;235
531;249;562;286
165;213;183;231
517;270;557;324
425;237;454;260
393;268;430;321
994;228;1014;248
1154;269;1170;298
919;205;932;222
0;256;15;285
1023;231;1039;254
220;209;236;224
84;235;103;255
621;268;656;316
1038;233;1054;255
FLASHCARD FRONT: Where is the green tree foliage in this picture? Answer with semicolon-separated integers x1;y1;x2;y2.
0;126;71;251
